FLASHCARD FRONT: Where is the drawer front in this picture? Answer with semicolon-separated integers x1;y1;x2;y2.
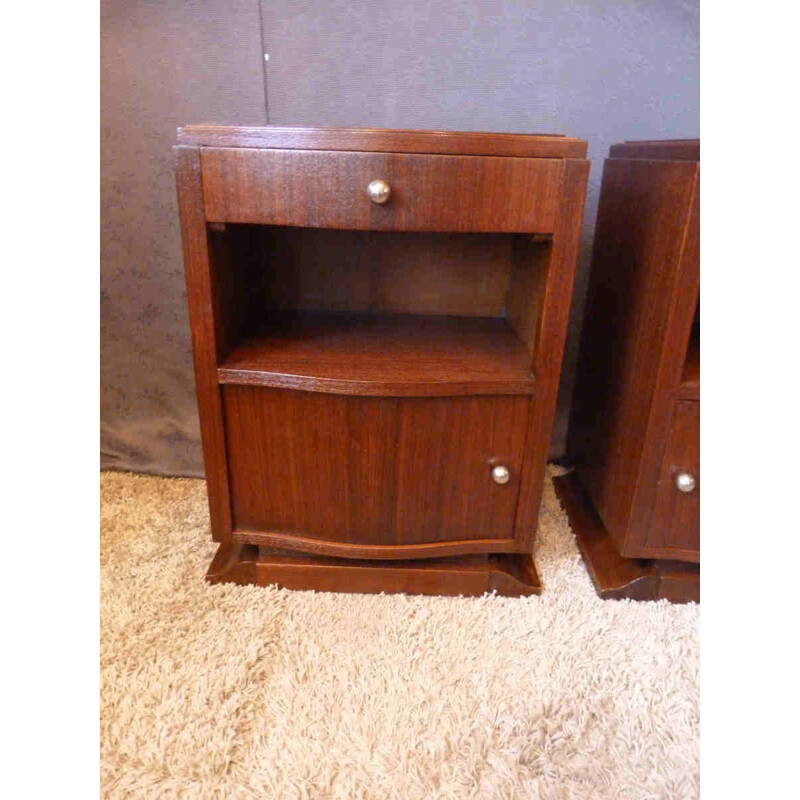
645;401;699;555
201;147;562;233
222;386;530;554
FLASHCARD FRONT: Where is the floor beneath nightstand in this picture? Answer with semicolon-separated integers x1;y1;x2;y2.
100;466;699;798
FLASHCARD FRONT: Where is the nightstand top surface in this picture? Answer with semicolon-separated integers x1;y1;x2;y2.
609;139;699;161
177;125;587;159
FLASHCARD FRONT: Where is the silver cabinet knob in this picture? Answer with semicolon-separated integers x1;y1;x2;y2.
366;179;391;204
675;472;697;493
491;465;510;485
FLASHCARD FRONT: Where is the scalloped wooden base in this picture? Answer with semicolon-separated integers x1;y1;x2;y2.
553;471;699;603
206;543;541;597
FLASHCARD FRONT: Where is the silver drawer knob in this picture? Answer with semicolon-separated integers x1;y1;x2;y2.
492;465;510;485
366;179;391;204
675;472;697;493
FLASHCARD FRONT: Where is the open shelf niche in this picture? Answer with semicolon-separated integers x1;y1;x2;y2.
208;224;552;397
679;295;700;400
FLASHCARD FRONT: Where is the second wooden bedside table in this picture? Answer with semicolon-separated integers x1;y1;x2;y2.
556;139;700;603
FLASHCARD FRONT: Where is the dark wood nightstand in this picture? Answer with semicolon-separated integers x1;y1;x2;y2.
175;125;588;596
556;139;700;603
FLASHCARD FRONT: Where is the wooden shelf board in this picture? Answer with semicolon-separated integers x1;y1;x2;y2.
218;311;535;396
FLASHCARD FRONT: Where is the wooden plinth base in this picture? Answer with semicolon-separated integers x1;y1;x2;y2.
207;543;541;597
553;471;699;603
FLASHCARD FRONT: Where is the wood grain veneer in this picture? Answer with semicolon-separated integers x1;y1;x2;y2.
564;139;699;601
175;125;589;595
223;387;530;549
179;124;587;159
609;139;700;161
513;159;590;550
250;227;518;319
207;544;541;597
218;312;535;396
174;147;232;543
568;156;699;556
553;471;698;603
201;148;562;233
645;401;700;554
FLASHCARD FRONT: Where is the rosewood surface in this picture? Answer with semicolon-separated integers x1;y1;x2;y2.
512;159;590;551
609;139;700;161
175;125;589;595
178;124;587;159
223;386;529;549
252;227;518;318
568;148;699;560
201;148;562;233
218;312;535;396
207;544;542;597
646;401;700;554
553;471;699;603
174;147;232;543
564;139;699;601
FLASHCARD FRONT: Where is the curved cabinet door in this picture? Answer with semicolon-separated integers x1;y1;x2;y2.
222;386;529;558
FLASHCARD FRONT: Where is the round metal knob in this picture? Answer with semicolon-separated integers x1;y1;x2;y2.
366;179;391;205
491;465;510;485
675;472;696;493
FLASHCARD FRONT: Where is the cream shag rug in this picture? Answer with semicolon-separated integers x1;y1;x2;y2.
101;468;699;799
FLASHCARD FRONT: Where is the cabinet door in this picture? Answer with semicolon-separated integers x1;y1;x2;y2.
222;386;529;557
645;401;699;556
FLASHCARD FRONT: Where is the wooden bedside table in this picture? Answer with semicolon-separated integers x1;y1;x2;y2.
175;126;588;596
555;139;700;603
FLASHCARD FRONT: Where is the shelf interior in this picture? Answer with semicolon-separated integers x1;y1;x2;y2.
209;224;549;396
679;297;700;399
219;311;534;395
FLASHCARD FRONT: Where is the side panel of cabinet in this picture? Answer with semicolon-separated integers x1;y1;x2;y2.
222;386;530;553
569;158;699;554
644;400;699;557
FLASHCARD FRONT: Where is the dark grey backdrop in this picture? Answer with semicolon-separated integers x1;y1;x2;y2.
101;0;699;476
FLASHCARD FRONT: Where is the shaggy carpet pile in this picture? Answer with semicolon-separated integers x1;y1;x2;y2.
100;468;699;799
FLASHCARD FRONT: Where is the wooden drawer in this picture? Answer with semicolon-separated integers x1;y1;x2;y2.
200;147;562;233
222;386;530;557
645;400;699;556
